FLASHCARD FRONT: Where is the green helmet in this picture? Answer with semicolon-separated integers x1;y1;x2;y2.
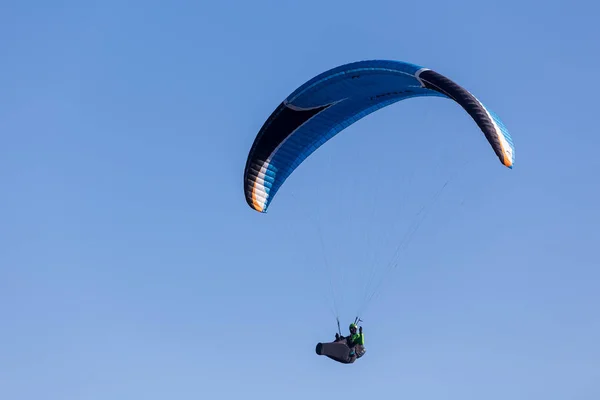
349;323;357;330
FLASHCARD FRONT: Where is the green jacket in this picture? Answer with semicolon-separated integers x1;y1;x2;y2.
349;333;364;346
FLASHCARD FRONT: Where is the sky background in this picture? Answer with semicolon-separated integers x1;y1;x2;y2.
1;0;599;399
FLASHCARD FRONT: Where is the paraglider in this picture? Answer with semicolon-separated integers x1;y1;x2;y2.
242;59;515;364
316;320;366;364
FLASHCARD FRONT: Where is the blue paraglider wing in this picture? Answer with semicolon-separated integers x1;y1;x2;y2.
244;60;515;213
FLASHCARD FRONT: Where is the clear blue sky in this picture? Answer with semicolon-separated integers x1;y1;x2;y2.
2;1;599;399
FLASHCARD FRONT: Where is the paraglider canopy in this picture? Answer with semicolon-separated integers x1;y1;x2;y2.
243;59;514;214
